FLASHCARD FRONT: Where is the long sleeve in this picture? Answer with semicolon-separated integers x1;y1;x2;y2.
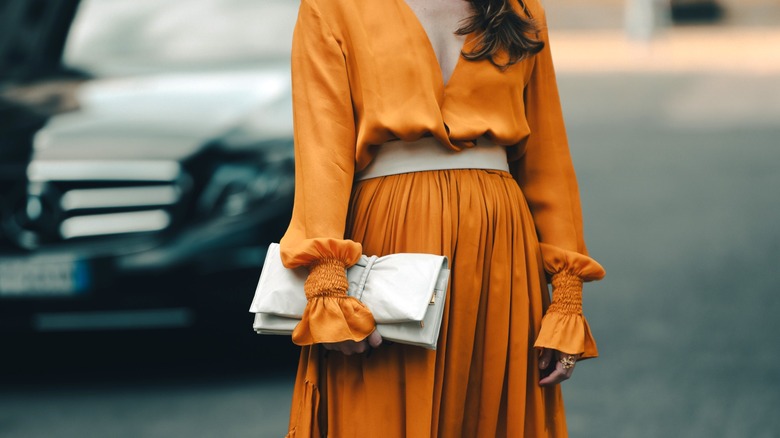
509;9;605;358
279;0;375;346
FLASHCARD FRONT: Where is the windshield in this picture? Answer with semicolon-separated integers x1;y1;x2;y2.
63;0;299;76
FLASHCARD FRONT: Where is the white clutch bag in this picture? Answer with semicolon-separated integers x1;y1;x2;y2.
249;243;450;350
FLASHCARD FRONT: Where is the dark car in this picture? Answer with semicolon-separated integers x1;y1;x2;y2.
670;0;725;23
0;0;299;334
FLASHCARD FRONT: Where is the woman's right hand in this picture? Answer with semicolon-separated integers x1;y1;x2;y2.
322;330;383;355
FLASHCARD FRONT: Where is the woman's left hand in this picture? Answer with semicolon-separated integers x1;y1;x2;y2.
538;348;580;387
322;330;383;356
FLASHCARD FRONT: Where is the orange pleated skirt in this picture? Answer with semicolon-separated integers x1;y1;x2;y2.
286;169;568;437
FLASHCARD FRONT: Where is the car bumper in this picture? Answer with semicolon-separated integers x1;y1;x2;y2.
0;205;288;333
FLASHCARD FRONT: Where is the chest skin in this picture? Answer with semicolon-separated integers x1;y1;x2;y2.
402;0;472;85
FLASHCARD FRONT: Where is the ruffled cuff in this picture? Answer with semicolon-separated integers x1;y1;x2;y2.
539;243;605;282
533;271;599;359
279;237;362;269
291;258;376;345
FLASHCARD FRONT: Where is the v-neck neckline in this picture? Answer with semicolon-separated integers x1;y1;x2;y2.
396;0;473;89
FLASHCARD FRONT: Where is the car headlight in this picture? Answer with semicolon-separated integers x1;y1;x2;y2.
197;160;293;218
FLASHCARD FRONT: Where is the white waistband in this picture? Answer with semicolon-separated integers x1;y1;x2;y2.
356;136;509;181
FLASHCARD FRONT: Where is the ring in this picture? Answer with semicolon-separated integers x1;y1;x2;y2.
559;355;576;370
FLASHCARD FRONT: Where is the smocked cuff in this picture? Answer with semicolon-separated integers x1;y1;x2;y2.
291;258;375;345
533;271;598;358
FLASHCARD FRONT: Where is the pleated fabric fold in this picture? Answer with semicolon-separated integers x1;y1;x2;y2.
286;169;570;437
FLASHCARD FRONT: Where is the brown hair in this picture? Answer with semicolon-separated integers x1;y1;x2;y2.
457;0;544;68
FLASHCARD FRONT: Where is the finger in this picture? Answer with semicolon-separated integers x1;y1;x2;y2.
539;364;571;386
367;330;383;348
324;341;348;355
353;341;368;354
539;348;553;370
540;353;579;386
557;352;579;377
339;340;368;356
337;342;353;355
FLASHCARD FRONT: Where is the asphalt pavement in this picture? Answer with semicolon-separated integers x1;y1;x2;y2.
553;25;780;437
560;70;780;438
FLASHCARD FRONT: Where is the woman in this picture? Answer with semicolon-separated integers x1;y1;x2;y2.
278;0;605;436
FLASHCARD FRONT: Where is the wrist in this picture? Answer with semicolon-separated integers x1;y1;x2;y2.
304;258;349;299
548;271;583;315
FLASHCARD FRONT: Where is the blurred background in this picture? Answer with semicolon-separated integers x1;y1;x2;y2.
0;0;778;437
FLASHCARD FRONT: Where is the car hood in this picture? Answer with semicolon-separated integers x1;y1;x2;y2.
32;66;292;162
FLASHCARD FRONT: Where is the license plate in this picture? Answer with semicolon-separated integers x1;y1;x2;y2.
0;258;90;297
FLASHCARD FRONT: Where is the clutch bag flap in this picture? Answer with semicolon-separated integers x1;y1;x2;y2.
348;253;447;323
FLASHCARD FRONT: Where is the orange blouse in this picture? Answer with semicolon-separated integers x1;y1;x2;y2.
279;0;605;357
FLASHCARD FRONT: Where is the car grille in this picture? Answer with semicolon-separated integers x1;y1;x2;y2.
0;183;17;250
0;165;29;251
6;160;189;247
